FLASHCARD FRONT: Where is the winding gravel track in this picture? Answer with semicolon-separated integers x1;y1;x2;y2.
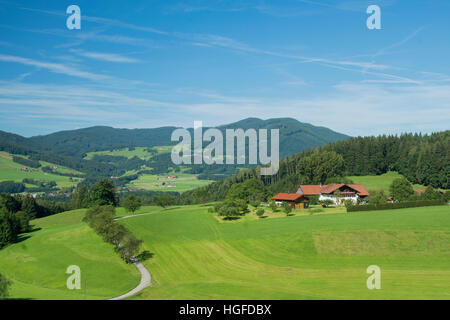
109;259;151;300
109;213;153;300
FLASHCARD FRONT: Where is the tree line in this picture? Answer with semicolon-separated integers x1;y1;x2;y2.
180;131;449;203
0;193;70;249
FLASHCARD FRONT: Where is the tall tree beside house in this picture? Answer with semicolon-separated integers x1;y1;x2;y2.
89;179;118;207
389;178;414;202
367;190;387;205
297;151;345;184
421;186;443;201
226;178;269;203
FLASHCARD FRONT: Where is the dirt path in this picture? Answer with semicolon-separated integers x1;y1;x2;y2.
109;259;151;300
109;212;153;300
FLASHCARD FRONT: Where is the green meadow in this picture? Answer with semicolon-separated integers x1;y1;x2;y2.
84;146;172;160
128;171;212;193
349;171;427;193
121;204;450;300
0;152;82;189
0;209;140;300
1;203;449;300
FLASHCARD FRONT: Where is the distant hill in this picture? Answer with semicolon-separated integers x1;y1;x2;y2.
0;118;350;187
27;118;350;158
216;118;349;158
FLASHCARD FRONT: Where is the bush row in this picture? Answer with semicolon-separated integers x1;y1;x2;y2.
347;199;447;212
83;206;144;263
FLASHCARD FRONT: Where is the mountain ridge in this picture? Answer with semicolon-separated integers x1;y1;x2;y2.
23;117;350;158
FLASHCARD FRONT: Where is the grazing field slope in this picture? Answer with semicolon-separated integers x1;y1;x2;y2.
0;210;140;300
120;204;450;300
1;204;449;300
0;151;82;189
349;171;427;193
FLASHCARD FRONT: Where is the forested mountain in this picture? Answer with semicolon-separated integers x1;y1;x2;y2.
181;131;450;203
0;118;350;186
29;126;178;157
27;118;349;158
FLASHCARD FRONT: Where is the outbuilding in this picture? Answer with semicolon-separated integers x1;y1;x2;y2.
271;193;310;209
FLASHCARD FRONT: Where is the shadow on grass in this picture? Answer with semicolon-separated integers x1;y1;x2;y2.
28;226;42;233
163;207;181;211
136;250;154;262
222;216;241;221
13;234;31;244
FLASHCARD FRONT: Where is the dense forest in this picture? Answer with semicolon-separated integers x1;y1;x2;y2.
27;118;348;158
180;131;450;203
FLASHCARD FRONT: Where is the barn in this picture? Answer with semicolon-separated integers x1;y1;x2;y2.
271;193;310;209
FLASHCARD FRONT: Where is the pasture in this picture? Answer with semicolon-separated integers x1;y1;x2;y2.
0;152;82;189
1;203;449;300
84;146;172;160
127;171;212;193
349;171;427;192
119;204;450;300
0;209;140;300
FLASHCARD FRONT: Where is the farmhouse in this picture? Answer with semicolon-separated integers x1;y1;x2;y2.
272;193;310;209
296;184;369;205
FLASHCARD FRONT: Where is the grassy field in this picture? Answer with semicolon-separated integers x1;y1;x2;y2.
2;203;449;300
0;209;140;300
84;147;214;193
128;171;212;193
349;171;427;192
84;146;172;160
0;152;82;189
118;204;450;300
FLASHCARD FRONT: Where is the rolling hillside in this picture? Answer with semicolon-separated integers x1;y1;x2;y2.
2;204;449;300
0;151;82;190
27;118;349;158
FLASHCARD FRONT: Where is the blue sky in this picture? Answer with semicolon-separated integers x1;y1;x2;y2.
0;0;449;137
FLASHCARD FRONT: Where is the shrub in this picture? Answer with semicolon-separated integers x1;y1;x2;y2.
256;208;265;218
282;202;292;215
250;201;260;208
346;199;446;212
269;201;278;212
319;200;334;208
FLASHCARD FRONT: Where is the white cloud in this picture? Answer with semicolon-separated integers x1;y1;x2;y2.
0;54;109;81
70;49;140;63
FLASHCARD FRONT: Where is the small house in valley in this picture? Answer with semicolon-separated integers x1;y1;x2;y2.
271;193;310;209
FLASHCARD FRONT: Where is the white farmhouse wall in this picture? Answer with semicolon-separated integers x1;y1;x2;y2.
319;194;359;205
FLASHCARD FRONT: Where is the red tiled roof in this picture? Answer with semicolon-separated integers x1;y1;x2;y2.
415;189;425;196
348;184;369;196
297;184;369;196
298;185;322;195
319;184;344;194
272;193;304;201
